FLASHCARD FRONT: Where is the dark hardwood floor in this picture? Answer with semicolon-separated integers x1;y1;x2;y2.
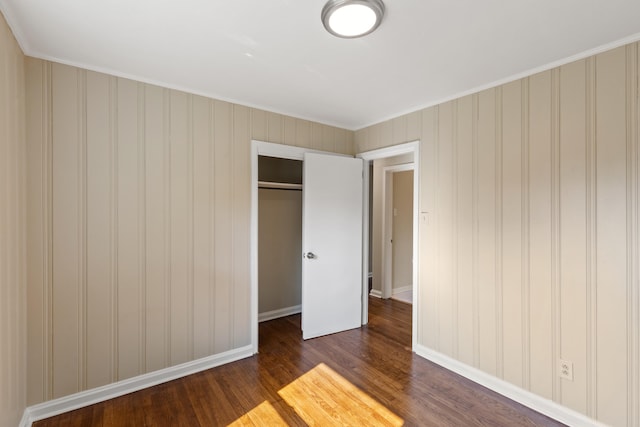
34;298;564;426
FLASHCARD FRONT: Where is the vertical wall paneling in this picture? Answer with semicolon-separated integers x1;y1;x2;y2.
406;111;421;142
283;116;296;146
266;111;283;143
137;82;147;375
51;63;81;397
116;78;141;380
381;122;392;151
85;70;113;389
558;59;588;413
295;119;311;148
634;41;640;427
0;12;26;425
494;87;504;379
625;43;639;427
26;59;52;404
451;101;458;359
456;96;474;366
251;109;267;142
476;89;498;376
187;94;195;361
392;115;408;144
337;128;352;154
321;125;335;152
437;102;454;356
528;71;554;400
471;94;480;368
144;84;167;372
520;78;530;392
420;107;438;349
110;76;119;383
595;47;628;427
192;95;211;358
227;103;236;345
550;68;561;403
214;100;233;353
169;91;189;365
311;122;324;151
501;81;523;387
585;56;598;419
233;105;251;347
208;99;216;354
162;89;172;368
78;69;88;393
366;124;380;151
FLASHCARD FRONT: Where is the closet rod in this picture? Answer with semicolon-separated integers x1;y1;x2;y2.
258;181;303;191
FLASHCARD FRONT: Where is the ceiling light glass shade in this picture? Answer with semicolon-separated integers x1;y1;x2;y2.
322;0;385;38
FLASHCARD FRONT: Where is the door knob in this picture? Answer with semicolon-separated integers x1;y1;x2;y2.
305;252;317;259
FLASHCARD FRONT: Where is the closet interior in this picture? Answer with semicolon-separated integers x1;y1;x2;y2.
258;156;303;322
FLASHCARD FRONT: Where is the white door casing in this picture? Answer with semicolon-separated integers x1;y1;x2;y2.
301;153;364;339
357;141;420;351
250;140;419;352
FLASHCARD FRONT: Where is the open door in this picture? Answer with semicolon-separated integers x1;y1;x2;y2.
302;153;363;339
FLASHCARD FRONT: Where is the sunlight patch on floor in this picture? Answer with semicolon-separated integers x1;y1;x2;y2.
227;401;288;426
227;363;403;426
278;363;404;426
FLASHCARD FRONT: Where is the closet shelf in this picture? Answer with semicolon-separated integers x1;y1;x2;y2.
258;181;303;191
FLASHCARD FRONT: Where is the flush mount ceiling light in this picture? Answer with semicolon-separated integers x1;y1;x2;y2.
322;0;385;38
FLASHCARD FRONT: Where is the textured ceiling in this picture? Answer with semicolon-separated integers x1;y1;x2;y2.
2;0;640;130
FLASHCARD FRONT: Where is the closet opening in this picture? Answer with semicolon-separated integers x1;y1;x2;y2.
257;156;303;324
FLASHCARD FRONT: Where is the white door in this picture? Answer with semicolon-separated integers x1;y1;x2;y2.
302;153;363;339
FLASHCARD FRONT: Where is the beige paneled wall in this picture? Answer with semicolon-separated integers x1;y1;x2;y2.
0;11;27;427
355;44;640;427
25;58;352;404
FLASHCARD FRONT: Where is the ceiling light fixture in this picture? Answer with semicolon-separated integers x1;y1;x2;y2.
321;0;385;39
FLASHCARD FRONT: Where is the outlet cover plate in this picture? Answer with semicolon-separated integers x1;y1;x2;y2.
559;359;574;381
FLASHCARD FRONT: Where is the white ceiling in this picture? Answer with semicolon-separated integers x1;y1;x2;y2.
2;0;640;130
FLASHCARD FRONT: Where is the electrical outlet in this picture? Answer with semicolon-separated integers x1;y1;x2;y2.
559;359;573;381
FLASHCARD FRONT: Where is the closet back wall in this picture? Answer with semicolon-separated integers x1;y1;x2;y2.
258;188;302;317
25;58;353;404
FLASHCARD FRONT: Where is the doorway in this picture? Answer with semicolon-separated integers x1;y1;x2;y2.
250;141;364;351
358;141;420;350
250;140;420;353
257;156;303;323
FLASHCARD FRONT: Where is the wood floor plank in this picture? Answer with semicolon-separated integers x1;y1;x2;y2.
34;298;564;426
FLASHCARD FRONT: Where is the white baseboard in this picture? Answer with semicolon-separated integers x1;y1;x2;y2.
259;304;301;322
414;344;606;427
21;345;254;427
392;285;412;294
369;289;382;298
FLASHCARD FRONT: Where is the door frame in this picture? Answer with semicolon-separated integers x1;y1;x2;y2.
382;163;415;299
250;140;351;353
357;140;420;351
250;140;420;353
